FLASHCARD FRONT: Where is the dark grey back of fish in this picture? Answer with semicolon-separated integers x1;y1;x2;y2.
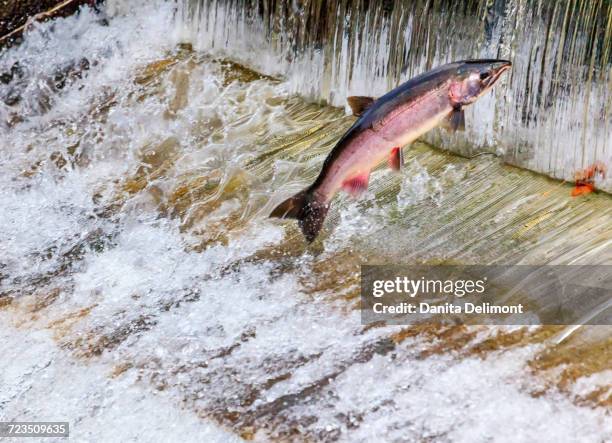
358;59;507;131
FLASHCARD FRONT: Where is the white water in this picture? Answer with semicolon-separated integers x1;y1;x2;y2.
0;322;241;442
0;1;610;441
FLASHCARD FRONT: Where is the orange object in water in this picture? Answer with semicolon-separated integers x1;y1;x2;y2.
571;184;595;196
571;161;606;197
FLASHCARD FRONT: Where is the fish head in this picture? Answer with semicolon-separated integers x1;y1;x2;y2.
448;60;511;107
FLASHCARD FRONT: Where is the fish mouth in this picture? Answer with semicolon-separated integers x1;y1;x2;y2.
483;60;512;88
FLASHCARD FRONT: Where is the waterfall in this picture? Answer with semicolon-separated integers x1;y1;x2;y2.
175;0;611;192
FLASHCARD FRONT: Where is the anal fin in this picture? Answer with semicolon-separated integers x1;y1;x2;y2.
388;147;403;171
341;172;370;198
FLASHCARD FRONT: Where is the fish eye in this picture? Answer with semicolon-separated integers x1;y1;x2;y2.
480;71;491;80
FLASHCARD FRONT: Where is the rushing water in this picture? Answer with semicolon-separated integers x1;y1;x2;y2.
0;1;611;441
176;0;612;192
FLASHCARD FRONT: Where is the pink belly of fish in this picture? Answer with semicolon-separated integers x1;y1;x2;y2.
319;95;452;201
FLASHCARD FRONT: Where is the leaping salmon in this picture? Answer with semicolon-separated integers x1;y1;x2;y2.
270;59;512;241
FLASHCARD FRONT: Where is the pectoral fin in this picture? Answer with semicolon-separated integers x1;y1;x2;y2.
388;147;403;171
347;96;375;117
341;172;370;197
442;108;465;132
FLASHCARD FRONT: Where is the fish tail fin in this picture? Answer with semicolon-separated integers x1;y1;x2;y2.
298;193;329;242
270;188;329;242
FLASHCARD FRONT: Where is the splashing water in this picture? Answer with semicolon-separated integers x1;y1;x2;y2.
0;1;611;441
397;160;445;210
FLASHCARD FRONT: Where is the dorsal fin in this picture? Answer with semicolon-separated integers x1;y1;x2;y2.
347;96;375;117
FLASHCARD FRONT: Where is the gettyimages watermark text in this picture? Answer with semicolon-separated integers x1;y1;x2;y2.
361;265;611;326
